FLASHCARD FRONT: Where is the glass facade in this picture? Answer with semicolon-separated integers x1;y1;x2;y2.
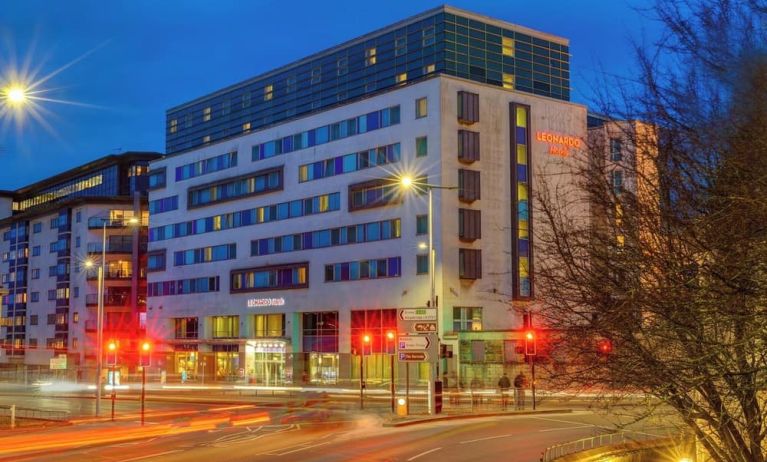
166;7;569;154
510;103;532;299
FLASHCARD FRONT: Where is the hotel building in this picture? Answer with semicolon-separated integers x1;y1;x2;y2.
148;6;587;387
0;153;160;376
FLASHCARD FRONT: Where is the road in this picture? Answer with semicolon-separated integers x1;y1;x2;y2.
0;409;673;462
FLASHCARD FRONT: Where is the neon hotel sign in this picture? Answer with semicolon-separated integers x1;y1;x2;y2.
535;131;582;157
247;297;285;308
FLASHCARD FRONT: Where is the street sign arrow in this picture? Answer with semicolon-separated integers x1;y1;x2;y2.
398;335;431;350
398;308;437;321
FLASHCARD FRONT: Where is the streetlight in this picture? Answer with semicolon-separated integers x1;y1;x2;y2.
398;175;457;415
87;214;141;417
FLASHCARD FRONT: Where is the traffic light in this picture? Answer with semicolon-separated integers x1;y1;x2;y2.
106;340;118;366
139;340;152;367
598;339;613;356
524;330;536;356
386;331;395;341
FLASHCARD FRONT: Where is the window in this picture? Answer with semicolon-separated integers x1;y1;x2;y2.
174;243;236;266
72;338;79;350
459;248;482;280
453;307;483;331
458;91;479;124
175;152;237;181
174;317;199;339
230;263;309;293
422;26;435;46
48;290;56;301
337;57;348;76
415;97;427;118
415;136;428;158
31;268;39;279
202;135;211;144
264;84;273;101
212;315;239;338
396;73;407;85
349;179;400;211
252;106;400;162
47;313;56;325
303;311;338;352
612;169;623;193
187;166;283;208
33;222;41;233
203;107;212;122
170;119;178;134
416;255;429;275
147;250;166;272
423;63;435;74
30;315;38;325
148;168;166;190
325;257;401;282
149;196;179;214
458;130;480;162
76;211;81;223
73;286;79;298
365;47;377;66
395;36;407;56
149;192;340;242
503;73;514;89
299;143;400;182
311;66;321;84
458;169;481;202
30;292;39;302
75;236;81;248
243;122;251;133
502;37;514;56
28;338;38;349
459;208;482;241
416;215;428;235
610;138;623;161
241;92;251;108
251;218;401;256
286;76;296;93
73;312;79;323
350;309;396;353
149;277;220;297
254;314;285;337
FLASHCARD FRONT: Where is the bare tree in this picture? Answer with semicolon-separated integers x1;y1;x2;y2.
534;1;767;460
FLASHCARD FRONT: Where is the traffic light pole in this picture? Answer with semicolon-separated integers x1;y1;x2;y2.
359;351;364;410
111;364;116;421
390;353;395;413
141;366;146;425
531;358;536;410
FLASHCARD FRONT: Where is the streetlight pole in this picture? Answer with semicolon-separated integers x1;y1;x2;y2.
95;220;106;416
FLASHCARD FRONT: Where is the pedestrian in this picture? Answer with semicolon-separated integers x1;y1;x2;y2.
514;372;527;410
181;368;187;384
497;373;511;410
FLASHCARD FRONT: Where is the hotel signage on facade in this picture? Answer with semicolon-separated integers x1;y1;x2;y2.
247;297;286;308
535;131;582;157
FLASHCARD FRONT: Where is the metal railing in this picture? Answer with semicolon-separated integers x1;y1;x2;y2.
541;431;657;462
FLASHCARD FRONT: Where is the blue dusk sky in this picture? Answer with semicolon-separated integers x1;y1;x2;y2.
0;0;660;190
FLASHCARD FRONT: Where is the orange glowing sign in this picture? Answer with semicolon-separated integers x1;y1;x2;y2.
535;131;582;157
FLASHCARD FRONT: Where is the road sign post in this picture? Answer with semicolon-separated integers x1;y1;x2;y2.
397;308;440;414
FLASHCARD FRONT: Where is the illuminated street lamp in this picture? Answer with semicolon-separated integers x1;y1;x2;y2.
398;175;457;415
87;214;141;417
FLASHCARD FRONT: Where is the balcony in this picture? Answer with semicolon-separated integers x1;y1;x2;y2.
88;217;147;229
86;269;133;281
85;292;130;307
86;242;134;254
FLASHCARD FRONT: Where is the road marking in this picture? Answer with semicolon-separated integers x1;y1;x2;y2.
538;425;593;432
533;416;594;426
119;450;183;462
263;440;333;456
407;447;443;461
459;434;513;444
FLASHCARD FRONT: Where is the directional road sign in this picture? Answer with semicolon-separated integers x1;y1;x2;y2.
398;335;431;350
413;322;437;332
398;308;437;321
399;352;428;362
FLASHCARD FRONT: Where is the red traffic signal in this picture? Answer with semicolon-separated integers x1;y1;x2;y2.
139;340;152;367
386;331;395;341
598;339;613;356
524;330;536;356
362;333;371;344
